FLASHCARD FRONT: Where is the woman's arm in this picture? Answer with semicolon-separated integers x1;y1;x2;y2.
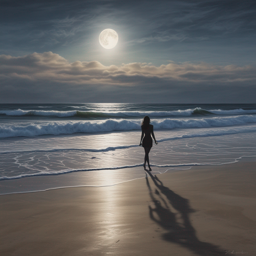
151;126;158;144
139;129;144;145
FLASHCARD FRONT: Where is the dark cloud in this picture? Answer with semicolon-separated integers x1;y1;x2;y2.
0;52;255;103
0;0;256;103
1;1;255;38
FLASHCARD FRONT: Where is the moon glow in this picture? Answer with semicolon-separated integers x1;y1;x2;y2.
99;29;118;49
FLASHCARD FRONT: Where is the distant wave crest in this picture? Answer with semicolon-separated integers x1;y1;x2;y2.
1;115;256;138
1;107;256;118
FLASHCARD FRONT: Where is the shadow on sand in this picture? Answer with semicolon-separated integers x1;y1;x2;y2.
145;170;226;256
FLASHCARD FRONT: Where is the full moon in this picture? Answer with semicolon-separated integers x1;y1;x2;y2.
99;29;118;49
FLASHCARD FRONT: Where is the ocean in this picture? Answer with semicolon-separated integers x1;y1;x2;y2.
1;103;256;194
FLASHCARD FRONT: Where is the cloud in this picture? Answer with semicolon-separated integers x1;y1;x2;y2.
0;51;256;103
0;52;255;86
1;0;255;70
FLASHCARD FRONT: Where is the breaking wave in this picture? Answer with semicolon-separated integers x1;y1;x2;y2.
1;115;256;138
2;124;256;155
1;107;256;118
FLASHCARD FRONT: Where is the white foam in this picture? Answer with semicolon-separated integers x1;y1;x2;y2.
1;123;256;154
0;160;238;181
0;163;143;180
0;109;194;117
211;108;256;115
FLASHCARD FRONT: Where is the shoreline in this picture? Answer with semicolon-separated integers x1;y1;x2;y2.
1;161;256;256
1;156;256;196
1;155;256;196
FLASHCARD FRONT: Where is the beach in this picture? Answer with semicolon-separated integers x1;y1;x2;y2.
1;103;256;255
2;0;256;252
1;162;256;256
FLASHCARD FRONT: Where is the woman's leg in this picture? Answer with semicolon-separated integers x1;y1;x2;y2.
144;147;151;170
143;147;147;169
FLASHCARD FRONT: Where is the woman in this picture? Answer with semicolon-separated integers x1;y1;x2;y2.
139;116;157;171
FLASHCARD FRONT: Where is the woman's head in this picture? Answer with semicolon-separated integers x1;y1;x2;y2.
142;116;150;128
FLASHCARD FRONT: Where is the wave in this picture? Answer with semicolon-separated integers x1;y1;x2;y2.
0;160;238;181
38;106;52;109
2;124;256;154
0;163;142;181
1;115;256;138
0;109;77;117
0;108;202;118
210;108;256;115
1;108;256;118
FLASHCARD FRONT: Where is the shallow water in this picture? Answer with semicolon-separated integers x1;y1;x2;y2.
1;103;256;194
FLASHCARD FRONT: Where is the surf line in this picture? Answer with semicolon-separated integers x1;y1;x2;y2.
0;160;241;181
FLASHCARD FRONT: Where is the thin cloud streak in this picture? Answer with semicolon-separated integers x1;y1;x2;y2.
1;0;256;65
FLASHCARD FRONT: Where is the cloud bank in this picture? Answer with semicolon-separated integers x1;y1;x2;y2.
0;52;256;103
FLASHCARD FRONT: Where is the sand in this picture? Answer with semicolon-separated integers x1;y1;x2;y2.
0;162;256;256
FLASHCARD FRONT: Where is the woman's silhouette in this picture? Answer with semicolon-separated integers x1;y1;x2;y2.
139;116;157;171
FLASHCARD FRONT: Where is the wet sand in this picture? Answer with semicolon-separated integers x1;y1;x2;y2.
0;162;256;256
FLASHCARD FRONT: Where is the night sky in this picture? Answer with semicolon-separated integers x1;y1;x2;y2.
0;0;256;103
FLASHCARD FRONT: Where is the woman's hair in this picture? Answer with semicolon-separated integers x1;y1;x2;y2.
141;116;150;129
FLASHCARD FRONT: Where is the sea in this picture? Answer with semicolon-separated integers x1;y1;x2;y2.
1;103;256;195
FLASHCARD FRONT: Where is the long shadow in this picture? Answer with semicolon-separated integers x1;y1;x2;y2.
145;170;226;256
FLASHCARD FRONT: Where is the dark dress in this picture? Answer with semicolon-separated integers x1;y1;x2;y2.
142;124;153;148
